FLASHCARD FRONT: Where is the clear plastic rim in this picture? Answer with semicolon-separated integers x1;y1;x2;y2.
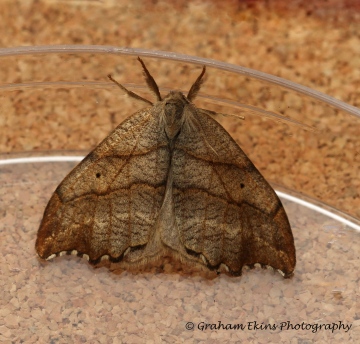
1;45;359;231
0;45;359;120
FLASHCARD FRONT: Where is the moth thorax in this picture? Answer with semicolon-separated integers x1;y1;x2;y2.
163;91;189;139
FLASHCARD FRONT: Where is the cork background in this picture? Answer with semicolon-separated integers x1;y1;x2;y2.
1;0;360;343
1;0;360;218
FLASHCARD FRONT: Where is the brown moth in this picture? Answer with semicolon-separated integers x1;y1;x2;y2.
36;57;296;277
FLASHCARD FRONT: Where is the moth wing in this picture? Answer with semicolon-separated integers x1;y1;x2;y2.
36;108;170;264
170;109;295;276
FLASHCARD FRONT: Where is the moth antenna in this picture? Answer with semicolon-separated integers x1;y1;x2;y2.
189;114;218;156
202;132;218;156
188;110;219;157
187;66;206;102
200;108;245;121
137;57;162;102
108;74;153;106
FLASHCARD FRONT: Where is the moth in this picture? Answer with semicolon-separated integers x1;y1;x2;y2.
36;57;296;277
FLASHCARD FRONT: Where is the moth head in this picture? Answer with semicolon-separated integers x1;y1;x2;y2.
162;91;191;139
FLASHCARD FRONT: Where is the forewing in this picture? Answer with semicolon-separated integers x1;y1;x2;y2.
36;108;170;263
171;109;295;276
